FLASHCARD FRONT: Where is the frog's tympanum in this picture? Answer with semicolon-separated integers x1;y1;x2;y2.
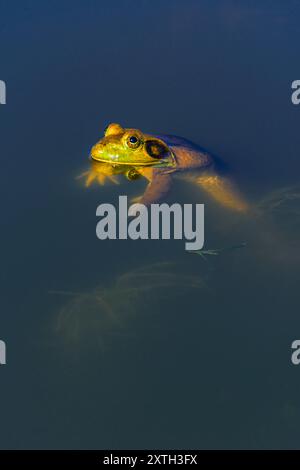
83;123;248;212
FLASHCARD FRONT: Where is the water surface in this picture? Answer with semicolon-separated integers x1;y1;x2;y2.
1;0;300;449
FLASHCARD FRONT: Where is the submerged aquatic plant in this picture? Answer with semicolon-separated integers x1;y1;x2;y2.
257;185;300;242
52;262;207;348
258;185;300;217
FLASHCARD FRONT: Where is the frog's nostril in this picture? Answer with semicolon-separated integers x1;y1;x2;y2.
94;144;103;153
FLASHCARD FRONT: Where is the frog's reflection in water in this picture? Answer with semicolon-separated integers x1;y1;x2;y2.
77;160;141;188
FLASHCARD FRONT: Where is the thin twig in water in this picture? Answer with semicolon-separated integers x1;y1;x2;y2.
189;242;247;260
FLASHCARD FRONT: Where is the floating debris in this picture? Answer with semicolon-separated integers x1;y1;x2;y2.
189;243;247;260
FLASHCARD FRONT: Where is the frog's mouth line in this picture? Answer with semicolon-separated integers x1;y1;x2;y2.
90;155;174;167
91;156;162;166
90;150;177;168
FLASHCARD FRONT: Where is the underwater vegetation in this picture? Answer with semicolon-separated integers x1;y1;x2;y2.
52;185;300;352
53;262;207;349
256;185;300;259
258;185;300;228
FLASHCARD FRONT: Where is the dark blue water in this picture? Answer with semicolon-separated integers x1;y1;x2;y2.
1;0;300;449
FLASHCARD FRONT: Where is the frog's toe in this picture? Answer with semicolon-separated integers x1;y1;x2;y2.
85;172;97;187
76;170;95;187
96;174;120;185
76;171;89;180
97;174;106;185
130;195;143;204
76;170;97;187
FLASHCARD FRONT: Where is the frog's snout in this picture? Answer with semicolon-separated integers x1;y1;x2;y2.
90;142;104;161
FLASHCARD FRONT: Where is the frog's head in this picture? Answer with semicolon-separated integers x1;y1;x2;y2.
90;123;175;167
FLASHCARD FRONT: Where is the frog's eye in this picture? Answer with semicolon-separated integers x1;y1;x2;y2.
145;140;169;159
126;134;141;149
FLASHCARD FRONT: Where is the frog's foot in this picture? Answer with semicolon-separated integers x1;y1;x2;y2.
95;173;119;186
76;165;120;187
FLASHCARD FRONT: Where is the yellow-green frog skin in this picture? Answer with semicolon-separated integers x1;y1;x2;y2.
85;123;248;211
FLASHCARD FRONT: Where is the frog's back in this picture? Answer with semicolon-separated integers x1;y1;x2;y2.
154;134;214;171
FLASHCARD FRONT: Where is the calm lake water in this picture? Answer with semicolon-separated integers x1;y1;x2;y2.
1;0;300;449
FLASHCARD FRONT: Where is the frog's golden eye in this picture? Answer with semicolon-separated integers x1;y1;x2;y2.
126;134;141;149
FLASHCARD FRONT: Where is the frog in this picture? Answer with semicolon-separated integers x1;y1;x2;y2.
82;122;249;212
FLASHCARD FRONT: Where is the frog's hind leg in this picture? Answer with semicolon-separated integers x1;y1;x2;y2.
191;173;250;213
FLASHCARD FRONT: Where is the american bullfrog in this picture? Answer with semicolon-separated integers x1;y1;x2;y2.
83;123;248;211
